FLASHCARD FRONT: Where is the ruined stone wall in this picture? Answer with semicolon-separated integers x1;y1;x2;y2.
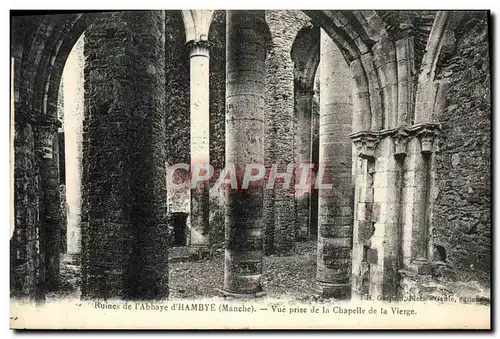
431;12;491;286
263;10;311;254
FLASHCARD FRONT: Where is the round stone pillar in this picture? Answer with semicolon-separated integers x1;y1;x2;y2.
188;40;210;251
316;30;353;299
35;117;62;292
223;10;267;296
81;11;168;300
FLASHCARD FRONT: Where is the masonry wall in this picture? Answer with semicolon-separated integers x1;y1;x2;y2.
431;12;491;286
263;10;311;254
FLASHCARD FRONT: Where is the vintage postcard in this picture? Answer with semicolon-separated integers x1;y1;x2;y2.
9;9;491;329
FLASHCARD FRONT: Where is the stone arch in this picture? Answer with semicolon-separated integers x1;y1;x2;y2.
303;11;383;132
291;23;320;94
181;10;215;43
19;13;97;122
414;11;463;123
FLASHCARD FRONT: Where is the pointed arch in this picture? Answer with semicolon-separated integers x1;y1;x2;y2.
181;10;215;43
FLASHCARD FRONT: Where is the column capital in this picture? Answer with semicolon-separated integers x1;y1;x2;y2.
34;117;61;158
390;126;411;159
349;131;381;160
410;123;441;155
186;39;211;58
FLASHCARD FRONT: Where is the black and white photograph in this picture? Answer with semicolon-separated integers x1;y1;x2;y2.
8;9;492;329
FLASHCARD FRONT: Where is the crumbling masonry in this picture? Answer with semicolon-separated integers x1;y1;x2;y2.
11;10;490;301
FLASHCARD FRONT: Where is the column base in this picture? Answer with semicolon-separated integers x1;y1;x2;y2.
315;281;351;300
219;288;266;299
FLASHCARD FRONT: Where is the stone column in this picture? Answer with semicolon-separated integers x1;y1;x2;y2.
369;133;403;297
12;110;43;301
349;141;376;299
81;11;168;300
294;86;315;240
316;30;353;299
188;40;210;251
35;117;62;292
223;10;266;296
63;34;84;257
402;124;440;267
